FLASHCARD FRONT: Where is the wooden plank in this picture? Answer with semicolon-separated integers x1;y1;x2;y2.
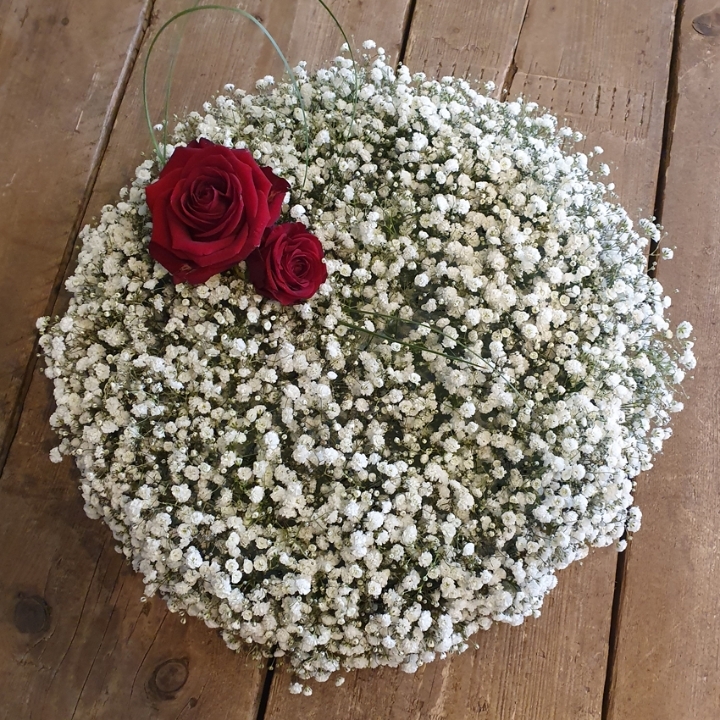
0;0;151;461
607;2;720;718
403;0;530;86
0;377;266;720
0;1;414;718
509;0;677;217
261;2;529;716
264;552;613;719
264;1;679;717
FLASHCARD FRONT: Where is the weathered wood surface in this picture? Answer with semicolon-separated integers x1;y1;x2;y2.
607;2;720;719
403;0;529;86
0;1;412;718
0;377;267;720
265;552;613;719
264;0;679;717
508;0;678;218
3;0;719;718
0;0;151;463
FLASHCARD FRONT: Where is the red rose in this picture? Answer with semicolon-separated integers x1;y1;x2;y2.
246;223;327;305
145;138;289;284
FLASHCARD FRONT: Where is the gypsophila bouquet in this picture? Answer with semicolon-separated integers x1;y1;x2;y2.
37;41;695;693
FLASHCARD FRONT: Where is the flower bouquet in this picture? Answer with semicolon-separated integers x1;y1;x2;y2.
37;24;694;693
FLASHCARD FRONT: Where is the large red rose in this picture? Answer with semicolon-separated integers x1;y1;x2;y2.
246;223;327;305
145;138;289;285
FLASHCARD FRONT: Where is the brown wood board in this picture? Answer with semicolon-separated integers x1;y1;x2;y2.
0;0;413;718
403;0;530;87
264;0;680;717
0;0;152;461
0;377;267;720
264;551;613;719
4;0;708;717
508;0;677;217
607;1;720;718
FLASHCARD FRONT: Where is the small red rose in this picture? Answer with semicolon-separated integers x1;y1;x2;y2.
145;138;289;284
246;223;327;305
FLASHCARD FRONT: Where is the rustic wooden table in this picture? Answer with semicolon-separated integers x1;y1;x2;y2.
1;1;717;718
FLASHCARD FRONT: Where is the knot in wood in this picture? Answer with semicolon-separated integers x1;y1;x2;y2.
14;594;51;634
149;658;189;699
692;10;720;36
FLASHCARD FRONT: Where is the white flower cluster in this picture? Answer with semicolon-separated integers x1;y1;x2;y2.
38;44;694;690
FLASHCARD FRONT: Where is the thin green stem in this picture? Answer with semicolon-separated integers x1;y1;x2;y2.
343;306;527;400
161;1;203;155
314;0;359;133
337;320;491;374
345;306;496;372
142;5;308;170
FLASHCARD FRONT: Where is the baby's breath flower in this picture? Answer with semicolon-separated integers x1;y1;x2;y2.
37;43;693;690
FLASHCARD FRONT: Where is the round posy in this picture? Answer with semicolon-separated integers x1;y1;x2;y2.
247;223;328;305
38;45;694;691
146;137;290;284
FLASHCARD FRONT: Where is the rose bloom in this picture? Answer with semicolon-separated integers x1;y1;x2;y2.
246;223;327;305
145;138;289;284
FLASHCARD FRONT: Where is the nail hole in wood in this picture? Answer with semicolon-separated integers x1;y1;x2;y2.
14;594;51;634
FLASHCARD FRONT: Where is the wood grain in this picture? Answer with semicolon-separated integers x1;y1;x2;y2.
0;1;413;718
0;0;151;462
265;551;612;719
403;0;529;86
0;377;267;720
607;2;720;718
263;1;680;717
508;0;677;216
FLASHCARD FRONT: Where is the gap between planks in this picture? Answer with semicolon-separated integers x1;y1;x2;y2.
648;0;684;276
500;0;531;98
398;0;418;66
0;0;157;480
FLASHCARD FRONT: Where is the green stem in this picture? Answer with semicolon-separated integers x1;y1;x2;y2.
342;306;527;400
337;319;492;374
142;4;309;169
314;0;359;133
160;1;203;156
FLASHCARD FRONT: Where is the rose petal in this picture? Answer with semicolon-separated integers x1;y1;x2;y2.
145;166;183;218
173;170;244;238
148;240;195;282
146;140;292;284
247;223;326;304
167;209;253;268
261;166;290;224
